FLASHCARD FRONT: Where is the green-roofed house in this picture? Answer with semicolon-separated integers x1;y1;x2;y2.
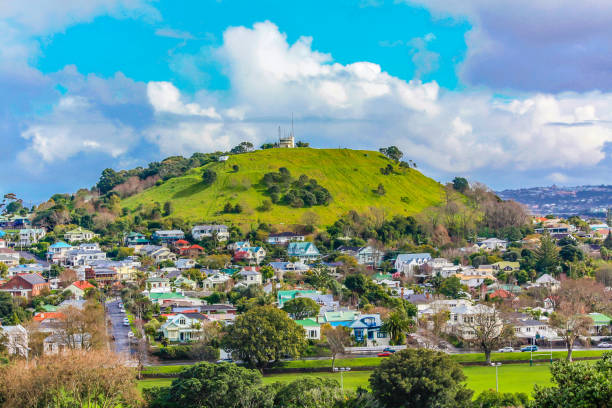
320;310;360;327
295;318;321;340
287;242;321;263
125;232;149;246
586;312;612;335
372;273;393;283
148;292;187;305
41;304;58;313
277;289;318;308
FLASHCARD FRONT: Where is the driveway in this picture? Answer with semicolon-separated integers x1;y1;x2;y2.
107;298;133;357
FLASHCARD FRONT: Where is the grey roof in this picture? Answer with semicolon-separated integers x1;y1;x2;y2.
17;273;47;285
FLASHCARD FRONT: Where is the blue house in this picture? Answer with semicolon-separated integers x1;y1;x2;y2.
349;314;389;346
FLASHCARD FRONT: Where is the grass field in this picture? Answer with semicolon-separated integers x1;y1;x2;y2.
121;148;446;226
137;363;556;397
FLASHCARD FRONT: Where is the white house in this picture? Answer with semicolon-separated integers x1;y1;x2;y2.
337;245;385;267
18;228;46;246
476;238;508;251
176;258;196;270
64;227;96;243
448;303;501;340
513;319;557;340
191;224;229;241
267;232;305;245
287;242;321;263
159;313;206;342
0;324;29;357
295;319;321;340
202;273;232;290
0;248;20;267
394;253;432;274
236;268;262;286
146;277;171;293
233;246;267;265
534;274;560;291
65;249;107;266
43;332;91;355
46;241;73;264
64;280;95;299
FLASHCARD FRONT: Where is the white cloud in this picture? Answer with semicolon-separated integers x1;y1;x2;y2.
155;27;195;40
19;96;136;166
147;81;221;118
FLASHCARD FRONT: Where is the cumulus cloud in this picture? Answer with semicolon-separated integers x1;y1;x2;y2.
404;0;612;92
147;81;221;118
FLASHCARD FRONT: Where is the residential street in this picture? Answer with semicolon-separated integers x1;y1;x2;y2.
107;298;133;357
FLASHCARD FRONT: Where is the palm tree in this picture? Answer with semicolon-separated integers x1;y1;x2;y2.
382;311;414;345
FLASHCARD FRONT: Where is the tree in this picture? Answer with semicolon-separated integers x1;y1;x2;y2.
97;168;125;194
0;263;7;279
452;177;469;193
473;390;528;408
273;378;345;407
535;234;560;274
369;349;473;408
462;306;515;364
603;232;612;250
375;183;386;196
379;146;403;162
439;276;463;299
232;164;240;172
531;352;612;407
382;311;414;345
322;324;351;371
230;141;254;154
222;306;307;370
163;201;173;216
58;268;77;288
202;169;217;186
0;351;138;408
145;362;263;408
282;297;320;320
549;303;592;362
559;244;583;262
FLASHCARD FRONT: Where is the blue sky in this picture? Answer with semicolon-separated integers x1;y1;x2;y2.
1;0;612;204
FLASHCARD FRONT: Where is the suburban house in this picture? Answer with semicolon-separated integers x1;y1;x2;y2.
534;274;560;291
174;276;197;290
297;292;339;312
135;245;177;263
65;248;107;266
85;267;117;285
202;273;232;291
7;264;48;278
88;259;139;282
319;310;360;327
267;232;305;245
199;304;237;315
43;332;91;355
586;313;612;335
513;318;557;340
146;277;171;293
295;319;321;340
233;246;266;265
176;258;196;270
153;230;185;243
236;267;262;286
0;248;20;267
475;238;508;251
269;261;310;280
492;261;520;272
124;232;149;246
448;303;501;340
455;271;497;288
159;313;207;342
46;241;73;264
191;224;230;241
287;242;321;263
18;228;46;246
0;273;49;298
337;245;384;267
277;289;319;308
0;324;29;357
349;314;389;346
64;227;96;242
179;244;205;258
394;253;432;275
228;241;251;251
65;280;95;299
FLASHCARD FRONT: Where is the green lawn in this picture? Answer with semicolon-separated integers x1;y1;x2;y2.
137;363;556;397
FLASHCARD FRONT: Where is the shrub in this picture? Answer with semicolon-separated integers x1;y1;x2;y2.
201;169;217;185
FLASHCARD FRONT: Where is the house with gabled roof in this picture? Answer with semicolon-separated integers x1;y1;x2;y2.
159;313;207;343
192;224;229;241
349;314;389;346
394;253;432;274
295;319;321;340
65;280;95;299
64;227;96;243
125;232;148;246
287;242;320;263
153;230;185;243
0;273;49;298
267;232;305;245
233;246;266;265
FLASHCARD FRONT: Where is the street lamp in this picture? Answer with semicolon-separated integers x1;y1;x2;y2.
491;362;502;392
333;367;351;392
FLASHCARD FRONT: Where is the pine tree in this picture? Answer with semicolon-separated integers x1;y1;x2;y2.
603;232;612;250
535;233;560;275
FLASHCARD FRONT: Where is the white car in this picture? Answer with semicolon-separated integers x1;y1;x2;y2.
597;342;612;348
127;332;134;338
498;347;514;353
123;321;130;326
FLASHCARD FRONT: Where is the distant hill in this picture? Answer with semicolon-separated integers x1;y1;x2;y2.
497;185;612;217
121;148;446;226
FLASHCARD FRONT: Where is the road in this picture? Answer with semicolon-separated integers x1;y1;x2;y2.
107;298;133;357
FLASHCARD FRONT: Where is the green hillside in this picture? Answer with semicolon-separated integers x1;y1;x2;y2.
121;148;445;226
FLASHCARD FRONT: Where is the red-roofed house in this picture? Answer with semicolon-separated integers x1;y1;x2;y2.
65;280;95;299
174;240;190;251
180;244;205;258
33;312;65;322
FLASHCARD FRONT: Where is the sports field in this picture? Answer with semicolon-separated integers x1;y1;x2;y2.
137;362;555;397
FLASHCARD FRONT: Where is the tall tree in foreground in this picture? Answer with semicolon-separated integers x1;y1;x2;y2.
463;306;515;364
369;349;473;408
222;306;306;371
549;303;592;362
382;310;414;345
531;352;612;407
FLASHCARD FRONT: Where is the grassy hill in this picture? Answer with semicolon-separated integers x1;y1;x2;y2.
121;148;445;226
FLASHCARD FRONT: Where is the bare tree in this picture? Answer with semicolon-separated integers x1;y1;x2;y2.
549;303;592;362
322;324;351;371
463;306;515;364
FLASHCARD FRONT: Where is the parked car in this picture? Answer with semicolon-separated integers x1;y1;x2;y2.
597;342;612;348
123;321;130;326
377;352;393;357
498;347;514;353
383;347;396;353
127;332;134;338
521;345;538;352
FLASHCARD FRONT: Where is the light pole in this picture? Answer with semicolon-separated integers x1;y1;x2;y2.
491;362;502;392
333;367;351;392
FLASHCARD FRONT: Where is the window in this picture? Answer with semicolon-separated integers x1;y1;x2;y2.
378;331;387;338
179;319;186;325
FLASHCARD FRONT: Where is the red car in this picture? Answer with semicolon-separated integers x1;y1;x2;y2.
377;352;393;357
